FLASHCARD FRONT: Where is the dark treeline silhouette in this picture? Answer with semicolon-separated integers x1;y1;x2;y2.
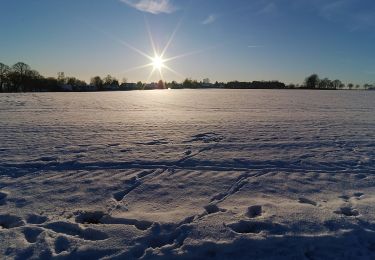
226;81;286;89
0;62;374;92
303;74;346;90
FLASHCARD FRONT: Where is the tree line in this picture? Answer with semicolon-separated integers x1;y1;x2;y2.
0;62;373;92
303;74;364;90
0;62;87;92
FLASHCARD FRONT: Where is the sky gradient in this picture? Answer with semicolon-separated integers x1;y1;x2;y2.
0;0;374;84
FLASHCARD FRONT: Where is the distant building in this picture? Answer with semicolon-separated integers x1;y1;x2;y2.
202;78;213;88
145;83;158;90
103;84;119;91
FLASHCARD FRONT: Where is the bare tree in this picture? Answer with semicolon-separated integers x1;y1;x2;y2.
136;81;144;90
11;62;31;91
305;74;319;89
332;79;342;89
0;63;10;92
364;84;370;90
90;76;103;90
319;78;331;89
347;83;354;90
57;72;66;85
25;70;42;91
157;80;165;89
103;75;119;88
12;62;30;75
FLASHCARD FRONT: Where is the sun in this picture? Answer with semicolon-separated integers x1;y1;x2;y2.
152;55;164;70
117;18;197;82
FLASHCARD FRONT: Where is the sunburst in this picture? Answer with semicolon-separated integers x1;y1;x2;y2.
118;18;196;82
83;16;212;83
88;16;213;83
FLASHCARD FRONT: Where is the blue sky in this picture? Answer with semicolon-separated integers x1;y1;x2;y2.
0;0;374;84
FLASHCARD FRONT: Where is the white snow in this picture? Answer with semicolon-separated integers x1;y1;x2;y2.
0;90;374;259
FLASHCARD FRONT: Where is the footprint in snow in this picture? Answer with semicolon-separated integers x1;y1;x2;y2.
0;191;8;205
246;205;263;218
74;210;153;231
353;192;364;199
339;193;364;202
22;227;43;243
334;206;359;217
26;214;48;224
339;195;350;202
204;204;226;215
187;132;223;143
75;210;106;225
44;221;108;241
0;214;25;229
136;139;168;146
298;197;317;206
227;220;285;234
55;236;71;254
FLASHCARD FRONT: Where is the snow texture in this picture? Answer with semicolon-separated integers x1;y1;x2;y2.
0;90;374;259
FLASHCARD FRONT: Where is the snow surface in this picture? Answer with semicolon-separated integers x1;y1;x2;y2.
0;89;374;259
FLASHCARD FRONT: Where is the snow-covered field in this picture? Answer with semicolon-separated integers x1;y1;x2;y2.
0;89;374;259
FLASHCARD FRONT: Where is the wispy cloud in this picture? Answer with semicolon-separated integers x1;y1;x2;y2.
120;0;176;14
349;11;375;31
295;0;375;31
319;0;375;31
257;2;277;15
318;0;349;20
202;14;217;25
